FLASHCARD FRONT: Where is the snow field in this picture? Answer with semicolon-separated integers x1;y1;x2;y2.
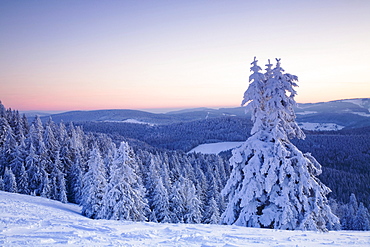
1;191;369;246
188;142;244;155
297;122;345;131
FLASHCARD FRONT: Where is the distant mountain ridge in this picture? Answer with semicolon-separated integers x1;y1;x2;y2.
295;98;370;129
39;98;370;129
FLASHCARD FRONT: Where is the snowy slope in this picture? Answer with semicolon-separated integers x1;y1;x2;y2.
103;119;156;126
189;142;244;154
1;192;369;247
341;98;370;110
297;122;345;131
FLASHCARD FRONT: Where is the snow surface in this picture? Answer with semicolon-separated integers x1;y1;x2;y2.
297;122;345;131
1;192;369;246
189;142;244;155
295;111;318;115
122;119;155;126
339;99;370;114
342;99;367;108
103;119;155;126
351;112;370;117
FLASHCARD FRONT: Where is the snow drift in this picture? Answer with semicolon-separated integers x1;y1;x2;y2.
1;191;369;246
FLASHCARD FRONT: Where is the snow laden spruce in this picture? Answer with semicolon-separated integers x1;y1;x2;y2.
81;142;149;221
221;58;340;231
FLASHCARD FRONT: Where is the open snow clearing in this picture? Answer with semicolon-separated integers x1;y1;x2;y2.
1;191;369;246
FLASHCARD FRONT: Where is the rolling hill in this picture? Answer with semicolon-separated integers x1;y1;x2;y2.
37;98;370;129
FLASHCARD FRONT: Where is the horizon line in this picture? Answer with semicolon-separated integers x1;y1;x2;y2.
15;97;369;115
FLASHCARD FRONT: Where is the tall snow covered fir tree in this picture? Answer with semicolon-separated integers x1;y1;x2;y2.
221;58;339;231
80;147;107;219
99;142;148;221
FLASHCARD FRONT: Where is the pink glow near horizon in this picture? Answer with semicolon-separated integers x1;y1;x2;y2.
1;1;369;112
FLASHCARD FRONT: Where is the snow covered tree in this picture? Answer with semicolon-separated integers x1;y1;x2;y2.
15;162;29;195
44;123;59;162
203;197;221;224
157;152;172;192
80;147;107;219
9;145;24;175
7;143;29;195
57;170;68;203
192;161;208;221
4;167;17;193
25;143;44;195
0;176;4;191
58;122;68;146
1;129;17;173
99;142;148;221
341;193;358;230
0;116;11;151
0;101;6;118
49;160;68;204
41;174;51;198
182;177;202;224
11;111;27;146
221;58;339;231
353;203;370;231
68;155;83;204
150;178;171;223
339;193;370;230
146;156;171;223
29;116;44;153
169;179;186;223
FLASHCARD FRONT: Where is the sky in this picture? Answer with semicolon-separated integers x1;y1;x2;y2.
1;0;369;112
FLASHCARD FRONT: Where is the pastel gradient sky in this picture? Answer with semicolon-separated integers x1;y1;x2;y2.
1;0;369;111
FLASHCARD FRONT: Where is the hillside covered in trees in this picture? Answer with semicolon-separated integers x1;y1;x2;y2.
78;118;370;208
0;101;369;230
0;102;229;225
